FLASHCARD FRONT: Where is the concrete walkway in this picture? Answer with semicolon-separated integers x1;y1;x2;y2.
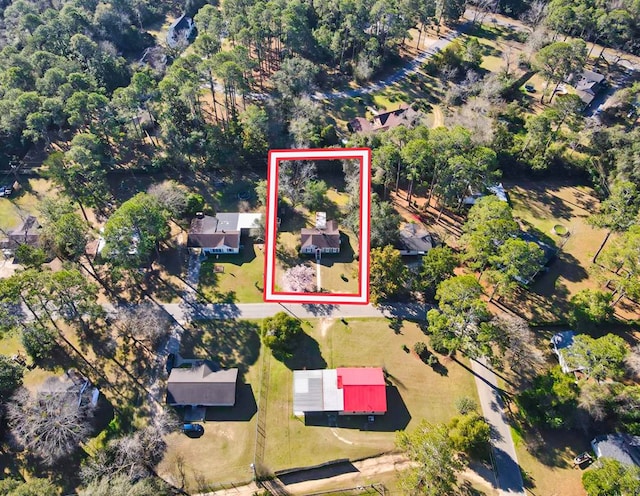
471;357;525;496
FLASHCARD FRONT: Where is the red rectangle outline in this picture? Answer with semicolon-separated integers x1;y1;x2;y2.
263;148;371;305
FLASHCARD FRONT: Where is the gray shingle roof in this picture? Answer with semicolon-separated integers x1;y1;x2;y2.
301;220;340;250
167;362;238;406
592;434;640;467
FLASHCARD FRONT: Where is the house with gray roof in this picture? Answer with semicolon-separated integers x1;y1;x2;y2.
187;212;262;255
396;223;433;256
551;331;585;374
300;213;341;256
0;215;42;252
591;433;640;467
166;361;238;407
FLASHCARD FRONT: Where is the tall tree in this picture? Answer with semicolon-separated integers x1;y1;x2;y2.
565;334;629;382
486;237;545;298
534;40;587;103
369;245;409;304
102;193;170;268
396;421;464;496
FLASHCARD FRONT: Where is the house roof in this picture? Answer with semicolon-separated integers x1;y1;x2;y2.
518;231;557;266
551;331;584;373
348;105;420;133
301;220;340;249
187;214;244;249
167;362;238;406
592;434;640;467
397;223;433;253
575;69;605;93
293;369;344;414
0;215;42;249
337;368;387;413
293;367;387;414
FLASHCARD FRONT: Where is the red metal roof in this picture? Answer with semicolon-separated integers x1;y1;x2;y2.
336;368;387;413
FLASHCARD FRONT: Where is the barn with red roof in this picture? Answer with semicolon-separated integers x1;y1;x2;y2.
293;367;387;416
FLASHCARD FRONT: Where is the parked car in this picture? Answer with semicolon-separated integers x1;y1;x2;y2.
182;423;204;436
524;84;535;93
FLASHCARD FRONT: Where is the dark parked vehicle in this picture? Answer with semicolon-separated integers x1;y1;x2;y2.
182;423;204;437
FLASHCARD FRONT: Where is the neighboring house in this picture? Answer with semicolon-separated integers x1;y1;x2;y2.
166;14;196;48
40;370;100;408
300;213;341;256
570;69;606;107
518;231;557;268
166;360;238;408
551;331;585;374
463;183;509;206
187;212;262;255
591;433;640;467
293;367;387;416
0;215;42;253
396;223;434;256
348;105;421;133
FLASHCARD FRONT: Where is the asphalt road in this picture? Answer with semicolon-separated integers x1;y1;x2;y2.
155;301;427;323
471;357;526;496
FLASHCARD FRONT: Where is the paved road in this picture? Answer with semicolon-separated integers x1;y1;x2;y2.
471;357;525;496
312;24;469;101
153;301;427;324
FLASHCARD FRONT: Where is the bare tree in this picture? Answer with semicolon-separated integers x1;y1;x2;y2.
282;264;316;292
521;0;548;30
491;314;544;385
279;160;316;207
8;380;95;466
81;425;167;484
468;0;498;25
147;181;188;219
116;303;171;353
578;381;609;421
625;345;640;380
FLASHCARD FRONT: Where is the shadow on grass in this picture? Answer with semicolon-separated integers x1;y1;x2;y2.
303;386;410;431
274;331;327;370
180;320;261;377
277;461;358;484
203;383;257;422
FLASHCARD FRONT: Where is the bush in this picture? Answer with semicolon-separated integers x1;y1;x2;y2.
261;312;303;354
413;342;428;357
185;193;205;216
456;396;479;415
402;344;410;353
427;354;439;367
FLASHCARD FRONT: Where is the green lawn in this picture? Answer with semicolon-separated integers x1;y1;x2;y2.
506;181;607;323
262;318;479;473
158;318;479;488
198;239;265;303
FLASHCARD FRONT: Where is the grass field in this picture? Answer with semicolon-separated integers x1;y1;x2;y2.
506;180;608;323
158;318;479;489
512;426;588;496
262;318;479;473
199;239;265;303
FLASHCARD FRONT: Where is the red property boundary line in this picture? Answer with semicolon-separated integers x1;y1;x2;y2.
263;148;372;304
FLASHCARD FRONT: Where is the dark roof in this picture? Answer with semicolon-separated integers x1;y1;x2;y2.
167;362;238;406
575;69;605;92
301;220;340;249
348;105;420;133
397;223;433;254
592;434;640;467
518;231;557;266
187;215;240;249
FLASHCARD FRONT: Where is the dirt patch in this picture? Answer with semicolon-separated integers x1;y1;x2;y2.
318;318;334;338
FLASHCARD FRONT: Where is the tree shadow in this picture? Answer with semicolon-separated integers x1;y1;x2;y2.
275;331;327;370
301;304;341;316
179;320;261;377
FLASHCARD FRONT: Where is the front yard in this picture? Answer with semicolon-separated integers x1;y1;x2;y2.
198;238;265;303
